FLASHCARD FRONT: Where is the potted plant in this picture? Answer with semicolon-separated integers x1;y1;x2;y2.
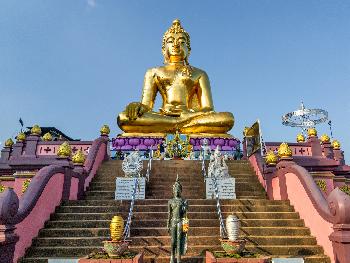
78;215;143;263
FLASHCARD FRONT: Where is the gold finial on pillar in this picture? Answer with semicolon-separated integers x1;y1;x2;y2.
57;142;72;158
296;133;305;143
4;138;14;148
278;142;292;158
307;128;317;137
31;124;42;136
16;132;26;142
332;140;341;150
320;134;330;144
100;125;110;136
42;132;52;141
72;149;86;165
265;150;278;166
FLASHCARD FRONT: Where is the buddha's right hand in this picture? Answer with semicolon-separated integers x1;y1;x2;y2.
125;102;150;120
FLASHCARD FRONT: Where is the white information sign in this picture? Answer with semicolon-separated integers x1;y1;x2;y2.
206;177;236;199
272;259;304;263
115;177;145;200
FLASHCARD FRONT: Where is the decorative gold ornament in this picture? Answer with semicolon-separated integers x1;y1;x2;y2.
100;125;110;136
42;132;52;141
332;140;341;150
57;142;72;158
4;138;14;148
117;20;234;135
316;179;327;192
339;185;350;196
296;133;305;143
72;150;86;165
307;128;317;137
320;134;330;144
16;132;26;142
153;144;161;159
278;143;292;158
110;215;124;241
31;125;42;136
22;179;31;193
243;127;249;137
265;151;278;166
0;184;6;193
166;132;191;159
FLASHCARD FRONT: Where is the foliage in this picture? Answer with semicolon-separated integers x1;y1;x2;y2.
22;179;31;193
87;249;137;259
213;251;261;259
339;185;350;196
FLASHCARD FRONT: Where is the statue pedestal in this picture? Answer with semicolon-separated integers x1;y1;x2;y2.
112;134;240;152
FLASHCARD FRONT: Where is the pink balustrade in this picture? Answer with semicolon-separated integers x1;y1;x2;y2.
0;135;109;263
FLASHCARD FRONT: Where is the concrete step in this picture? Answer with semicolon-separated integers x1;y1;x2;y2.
56;205;294;213
24;244;324;258
62;199;290;206
32;235;317;247
18;255;331;263
51;211;301;221
38;226;311;237
46;219;305;228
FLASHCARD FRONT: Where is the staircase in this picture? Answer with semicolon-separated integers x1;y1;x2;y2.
20;160;330;263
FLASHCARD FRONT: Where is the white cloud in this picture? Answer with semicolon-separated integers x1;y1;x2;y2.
87;0;96;8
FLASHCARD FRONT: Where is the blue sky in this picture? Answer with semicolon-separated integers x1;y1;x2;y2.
0;1;349;154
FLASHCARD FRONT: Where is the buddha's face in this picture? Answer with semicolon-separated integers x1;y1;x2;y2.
164;33;189;62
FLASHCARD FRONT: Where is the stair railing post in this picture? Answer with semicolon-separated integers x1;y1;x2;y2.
0;189;20;263
329;224;350;263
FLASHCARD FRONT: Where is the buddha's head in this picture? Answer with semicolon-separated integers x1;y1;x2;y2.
162;19;191;64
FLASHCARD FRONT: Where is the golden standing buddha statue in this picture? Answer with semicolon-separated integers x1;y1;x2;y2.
117;19;234;136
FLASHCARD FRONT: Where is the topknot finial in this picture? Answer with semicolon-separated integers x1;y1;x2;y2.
173;19;181;26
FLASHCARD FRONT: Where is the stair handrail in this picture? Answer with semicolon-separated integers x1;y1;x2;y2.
207;152;227;238
273;158;350;263
201;149;207;179
211;173;227;238
123;174;140;240
145;147;153;182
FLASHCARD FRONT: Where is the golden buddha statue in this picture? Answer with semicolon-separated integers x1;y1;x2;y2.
117;19;234;136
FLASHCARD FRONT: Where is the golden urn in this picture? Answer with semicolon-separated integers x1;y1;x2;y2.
296;133;305;143
110;215;124;241
278;143;292;158
31;125;42;136
265;150;278;166
57;142;72;158
320;134;330;144
4;138;14;148
307;128;317;137
72;150;86;165
332;140;341;150
16;132;26;142
100;125;110;136
43;132;53;141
